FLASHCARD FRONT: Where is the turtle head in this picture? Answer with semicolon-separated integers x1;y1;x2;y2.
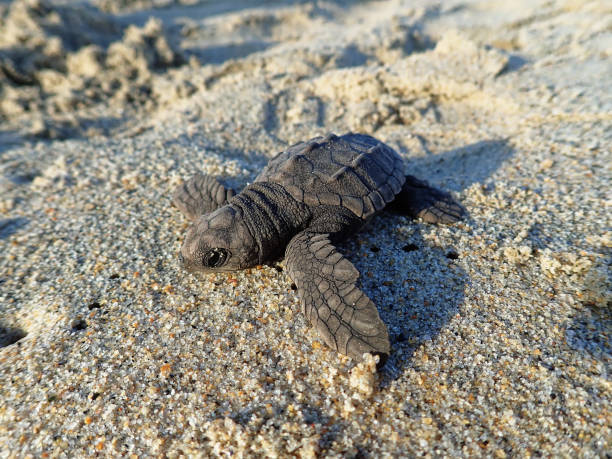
179;205;258;272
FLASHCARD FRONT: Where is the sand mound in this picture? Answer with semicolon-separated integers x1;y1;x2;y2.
307;30;513;133
0;0;184;138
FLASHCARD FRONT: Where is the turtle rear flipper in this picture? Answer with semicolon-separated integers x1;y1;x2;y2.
390;175;465;224
285;231;390;366
173;173;236;220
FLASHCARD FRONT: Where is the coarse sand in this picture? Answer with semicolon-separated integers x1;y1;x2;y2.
1;0;610;456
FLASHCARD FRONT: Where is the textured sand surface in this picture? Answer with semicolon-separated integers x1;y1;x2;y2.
1;0;610;456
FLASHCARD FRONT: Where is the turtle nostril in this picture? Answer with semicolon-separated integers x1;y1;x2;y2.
178;253;184;265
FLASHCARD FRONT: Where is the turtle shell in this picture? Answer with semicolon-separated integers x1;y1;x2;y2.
255;133;406;220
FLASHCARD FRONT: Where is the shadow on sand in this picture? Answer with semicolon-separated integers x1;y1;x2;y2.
345;138;514;382
174;136;513;384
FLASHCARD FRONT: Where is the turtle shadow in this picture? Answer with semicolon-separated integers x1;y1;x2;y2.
340;212;467;382
171;135;510;383
403;138;514;192
342;138;513;380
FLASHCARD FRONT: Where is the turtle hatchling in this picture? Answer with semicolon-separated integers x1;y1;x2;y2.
174;133;464;366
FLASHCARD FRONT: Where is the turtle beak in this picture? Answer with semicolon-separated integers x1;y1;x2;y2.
178;253;199;272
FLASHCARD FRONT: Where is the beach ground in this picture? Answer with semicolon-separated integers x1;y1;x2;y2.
0;0;610;456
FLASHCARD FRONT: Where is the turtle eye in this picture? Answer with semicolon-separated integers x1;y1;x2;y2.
203;248;229;268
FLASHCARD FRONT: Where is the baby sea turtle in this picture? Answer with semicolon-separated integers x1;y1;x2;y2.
174;133;464;365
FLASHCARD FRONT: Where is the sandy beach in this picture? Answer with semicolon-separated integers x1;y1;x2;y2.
1;0;610;456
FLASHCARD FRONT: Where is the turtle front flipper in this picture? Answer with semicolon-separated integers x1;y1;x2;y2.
172;173;236;220
285;231;390;366
390;175;465;224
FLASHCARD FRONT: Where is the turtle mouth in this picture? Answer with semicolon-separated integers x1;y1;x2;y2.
177;252;201;272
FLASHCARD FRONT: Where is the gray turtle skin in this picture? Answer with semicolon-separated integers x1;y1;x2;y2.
174;133;464;366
